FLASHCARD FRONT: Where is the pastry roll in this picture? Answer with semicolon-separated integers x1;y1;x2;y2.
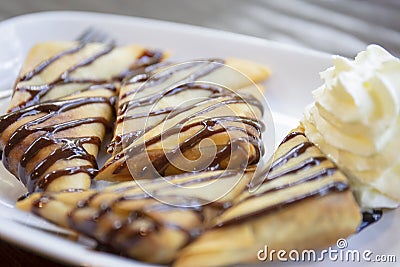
0;41;164;192
10;41;164;111
174;126;362;267
17;169;253;264
97;58;270;181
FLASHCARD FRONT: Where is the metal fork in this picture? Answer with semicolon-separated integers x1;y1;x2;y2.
76;27;115;45
0;28;114;100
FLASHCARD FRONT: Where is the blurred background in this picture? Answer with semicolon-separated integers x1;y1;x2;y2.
0;0;399;57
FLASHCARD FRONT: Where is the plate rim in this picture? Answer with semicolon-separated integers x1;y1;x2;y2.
0;10;384;267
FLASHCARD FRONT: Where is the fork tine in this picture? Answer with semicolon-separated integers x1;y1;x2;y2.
0;28;115;100
76;28;114;44
76;28;94;43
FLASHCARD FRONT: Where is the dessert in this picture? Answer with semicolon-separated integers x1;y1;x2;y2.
302;45;400;209
174;126;361;267
10;41;163;111
0;41;164;192
96;58;270;181
0;95;113;192
7;38;395;267
17;170;254;264
16;126;361;266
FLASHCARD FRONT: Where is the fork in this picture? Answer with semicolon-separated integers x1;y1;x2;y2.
0;28;114;100
76;27;115;45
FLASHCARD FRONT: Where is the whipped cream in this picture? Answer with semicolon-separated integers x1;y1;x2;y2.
302;45;400;209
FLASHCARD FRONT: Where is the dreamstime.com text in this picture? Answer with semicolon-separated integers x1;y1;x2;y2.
257;239;396;263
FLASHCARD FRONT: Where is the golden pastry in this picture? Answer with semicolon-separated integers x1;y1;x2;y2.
17;169;253;264
0;41;165;192
174;126;361;267
10;41;164;111
97;58;270;181
302;45;400;209
16;126;361;266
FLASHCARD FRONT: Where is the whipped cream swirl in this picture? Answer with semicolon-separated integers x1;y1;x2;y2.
303;45;400;209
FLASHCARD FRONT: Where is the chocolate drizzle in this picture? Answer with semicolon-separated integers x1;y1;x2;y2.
19;43;87;82
110;59;229;152
214;130;349;228
270;141;313;171
21;129;356;260
104;59;264;178
1;40;165;192
0;97;111;191
216;182;348;228
28;171;230;259
10;44;361;262
13;46;164;112
13;44;115;111
113;50;164;81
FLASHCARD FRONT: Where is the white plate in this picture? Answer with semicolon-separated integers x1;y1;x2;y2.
0;11;398;267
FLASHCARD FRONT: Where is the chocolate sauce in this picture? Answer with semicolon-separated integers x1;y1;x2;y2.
105;60;265;176
31;195;54;213
119;59;224;101
143;115;260;176
280;131;306;144
17;192;31;201
1;42;165;192
115;84;227;140
36;165;99;191
213;131;348;228
13;44;116;111
23;127;353;260
215;181;348;228
19;43;87;82
113;60;229;139
358;209;383;232
113;50;164;82
14;50;358;259
14;44;165;112
0;97;111;191
267;156;328;180
27;154;349;255
270;142;313;171
54;180;209;257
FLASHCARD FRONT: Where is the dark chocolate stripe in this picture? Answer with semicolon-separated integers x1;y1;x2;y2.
270;142;313;171
19;43;86;82
0;97;111;191
242;167;337;203
14;44;116;111
2;45;165;192
215;181;349;228
267;156;328;180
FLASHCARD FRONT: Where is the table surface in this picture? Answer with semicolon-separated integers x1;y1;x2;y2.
1;0;399;57
0;0;399;266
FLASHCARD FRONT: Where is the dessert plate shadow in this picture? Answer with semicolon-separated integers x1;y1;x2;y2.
0;11;398;267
